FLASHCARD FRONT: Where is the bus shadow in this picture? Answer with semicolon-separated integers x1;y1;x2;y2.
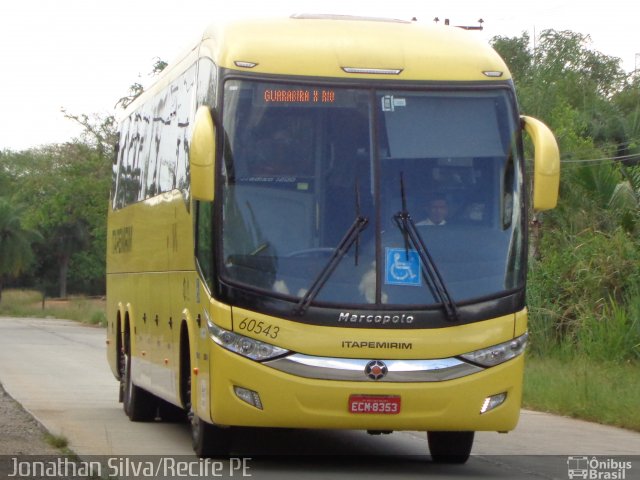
216;427;493;479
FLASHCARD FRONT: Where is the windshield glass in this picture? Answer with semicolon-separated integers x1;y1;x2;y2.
219;80;524;308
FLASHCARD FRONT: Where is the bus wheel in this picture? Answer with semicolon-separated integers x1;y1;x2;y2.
184;363;232;457
158;398;187;423
190;413;232;458
427;431;474;464
117;333;125;403
123;330;156;421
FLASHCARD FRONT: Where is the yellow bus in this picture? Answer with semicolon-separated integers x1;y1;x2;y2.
106;14;560;462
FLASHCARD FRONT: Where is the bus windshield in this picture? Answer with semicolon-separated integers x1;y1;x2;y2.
219;79;524;309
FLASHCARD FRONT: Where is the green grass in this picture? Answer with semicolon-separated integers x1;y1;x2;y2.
524;354;640;431
524;239;640;433
0;289;106;326
43;433;90;469
44;432;69;449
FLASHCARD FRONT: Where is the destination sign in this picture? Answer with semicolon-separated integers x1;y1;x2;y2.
262;88;336;104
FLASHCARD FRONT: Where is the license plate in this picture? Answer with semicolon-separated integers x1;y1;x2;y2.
348;395;401;414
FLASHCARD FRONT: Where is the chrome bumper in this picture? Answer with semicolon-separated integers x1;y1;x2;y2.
264;353;483;382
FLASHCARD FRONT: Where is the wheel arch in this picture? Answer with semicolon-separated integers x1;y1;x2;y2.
179;309;196;410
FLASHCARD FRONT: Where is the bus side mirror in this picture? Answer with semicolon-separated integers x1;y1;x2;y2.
190;106;216;202
522;115;560;211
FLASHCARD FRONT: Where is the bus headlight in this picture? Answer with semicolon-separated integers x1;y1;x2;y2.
207;320;289;361
460;332;528;367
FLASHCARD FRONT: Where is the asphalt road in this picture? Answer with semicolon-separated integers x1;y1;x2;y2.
0;316;638;480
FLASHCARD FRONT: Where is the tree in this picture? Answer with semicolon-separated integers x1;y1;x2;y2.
613;75;640;159
12;143;110;297
61;110;118;159
115;57;167;110
0;57;168;298
491;29;628;156
0;199;39;301
492;31;640;360
491;32;533;83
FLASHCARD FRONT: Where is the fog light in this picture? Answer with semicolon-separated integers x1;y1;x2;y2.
480;392;507;414
234;386;263;410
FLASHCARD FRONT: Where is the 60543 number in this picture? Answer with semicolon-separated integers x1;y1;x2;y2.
238;317;280;340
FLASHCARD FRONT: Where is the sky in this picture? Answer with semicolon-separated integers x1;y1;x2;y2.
0;0;638;151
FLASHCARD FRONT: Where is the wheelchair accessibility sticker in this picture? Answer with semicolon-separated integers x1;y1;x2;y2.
385;248;421;286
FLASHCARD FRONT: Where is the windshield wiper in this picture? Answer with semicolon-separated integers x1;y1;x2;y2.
294;184;368;316
393;175;459;322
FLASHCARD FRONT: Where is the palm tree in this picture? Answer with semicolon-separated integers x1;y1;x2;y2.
0;198;39;302
612;164;640;233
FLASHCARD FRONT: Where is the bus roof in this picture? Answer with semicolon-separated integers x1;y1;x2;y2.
201;14;511;82
122;15;511;117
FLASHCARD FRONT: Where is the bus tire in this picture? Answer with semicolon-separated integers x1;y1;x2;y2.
123;328;156;421
158;398;187;423
117;326;125;403
191;414;232;458
427;431;474;464
182;342;232;457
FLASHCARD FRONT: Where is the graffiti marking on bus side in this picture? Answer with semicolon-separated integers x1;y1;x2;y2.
112;226;133;254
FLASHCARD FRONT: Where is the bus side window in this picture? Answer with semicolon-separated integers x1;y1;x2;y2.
502;157;515;229
195;200;214;291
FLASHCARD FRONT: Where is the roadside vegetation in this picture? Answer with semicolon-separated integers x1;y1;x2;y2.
524;166;640;431
0;289;106;327
0;31;639;430
492;31;640;431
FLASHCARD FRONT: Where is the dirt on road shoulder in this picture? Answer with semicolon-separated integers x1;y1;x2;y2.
0;382;60;455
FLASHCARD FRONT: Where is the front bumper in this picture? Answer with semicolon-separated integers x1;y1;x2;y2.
207;345;524;432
